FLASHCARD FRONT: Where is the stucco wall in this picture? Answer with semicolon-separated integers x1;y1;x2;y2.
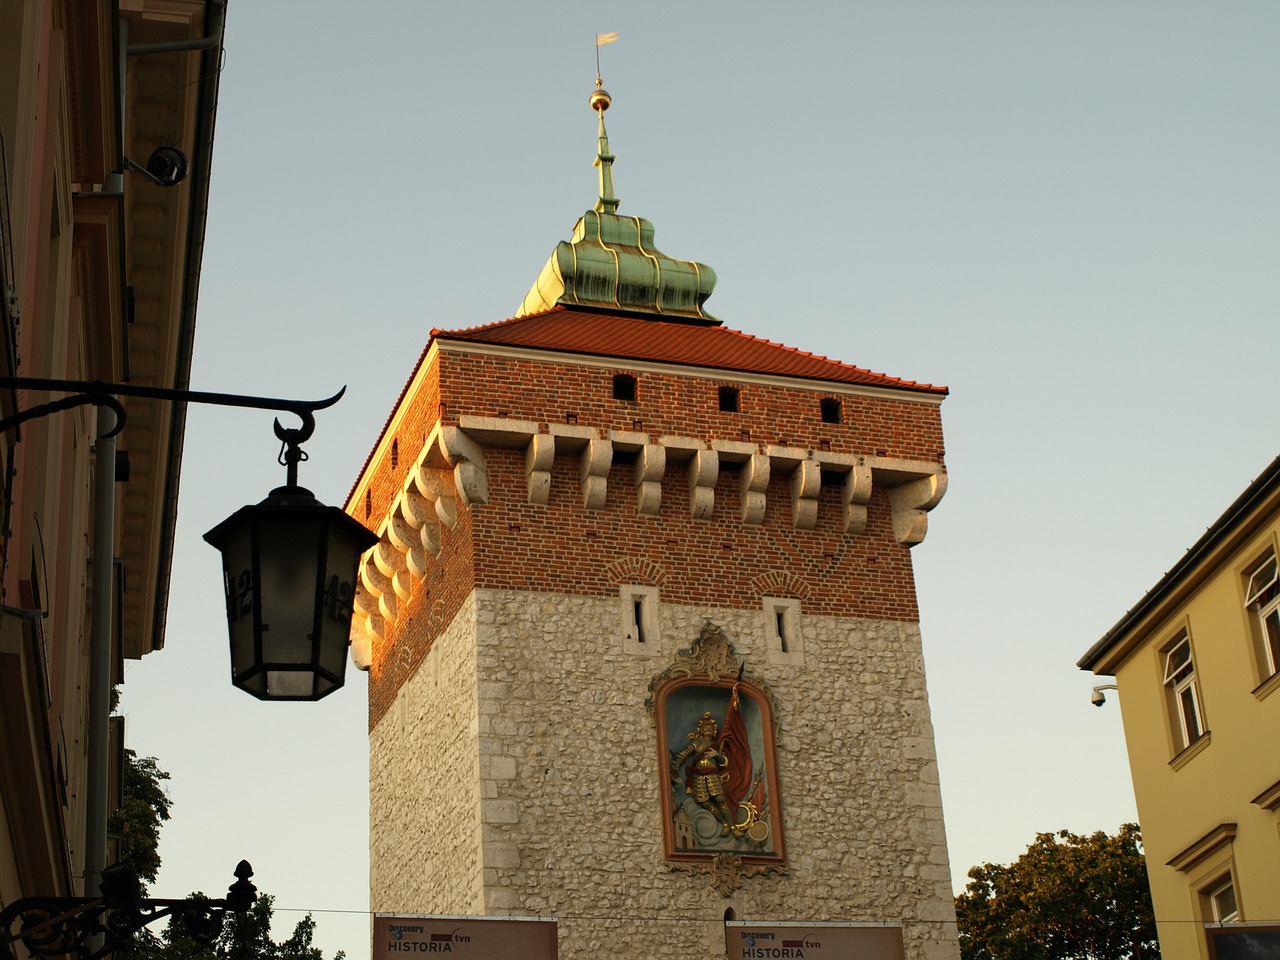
1110;515;1280;959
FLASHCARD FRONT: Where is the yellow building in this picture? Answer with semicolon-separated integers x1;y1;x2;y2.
0;0;222;908
1080;456;1280;958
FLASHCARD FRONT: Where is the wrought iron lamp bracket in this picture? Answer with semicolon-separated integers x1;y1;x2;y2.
0;377;344;487
0;861;256;960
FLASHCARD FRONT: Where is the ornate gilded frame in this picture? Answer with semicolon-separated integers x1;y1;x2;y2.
647;622;787;894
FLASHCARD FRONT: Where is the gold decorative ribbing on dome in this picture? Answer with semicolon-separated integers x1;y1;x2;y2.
514;71;719;323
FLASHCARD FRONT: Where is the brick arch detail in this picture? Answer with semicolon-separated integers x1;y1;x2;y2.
748;570;812;599
605;557;668;587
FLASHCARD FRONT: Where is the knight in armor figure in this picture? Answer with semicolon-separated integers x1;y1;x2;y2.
670;711;742;836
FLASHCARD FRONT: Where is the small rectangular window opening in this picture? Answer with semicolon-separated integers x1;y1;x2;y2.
775;609;789;653
821;397;843;424
718;386;740;412
621;586;661;656
613;374;637;401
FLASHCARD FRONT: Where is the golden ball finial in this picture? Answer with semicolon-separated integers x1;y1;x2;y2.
590;76;611;112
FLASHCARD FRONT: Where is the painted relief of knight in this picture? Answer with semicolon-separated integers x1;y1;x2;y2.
670;711;744;836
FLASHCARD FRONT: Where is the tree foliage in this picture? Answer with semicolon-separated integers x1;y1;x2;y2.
109;731;342;960
119;893;342;960
955;823;1159;960
108;750;172;888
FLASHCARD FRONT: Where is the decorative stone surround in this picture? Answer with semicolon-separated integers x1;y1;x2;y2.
349;415;947;666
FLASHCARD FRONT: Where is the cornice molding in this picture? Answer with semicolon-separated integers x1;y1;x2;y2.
1166;822;1237;872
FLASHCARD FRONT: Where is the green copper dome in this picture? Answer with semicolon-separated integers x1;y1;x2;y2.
515;86;719;323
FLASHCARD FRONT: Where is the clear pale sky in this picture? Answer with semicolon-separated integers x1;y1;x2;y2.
118;3;1280;958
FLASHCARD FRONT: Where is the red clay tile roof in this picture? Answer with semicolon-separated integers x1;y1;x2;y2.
431;307;948;395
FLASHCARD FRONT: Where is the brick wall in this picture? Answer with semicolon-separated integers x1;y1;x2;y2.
437;351;945;463
359;341;943;735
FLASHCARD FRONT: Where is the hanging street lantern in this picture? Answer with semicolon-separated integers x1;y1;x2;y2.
0;379;377;703
0;376;376;920
204;413;378;701
204;485;377;701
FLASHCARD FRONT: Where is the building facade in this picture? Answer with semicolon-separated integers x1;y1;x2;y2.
0;0;222;909
349;88;957;959
1080;456;1280;958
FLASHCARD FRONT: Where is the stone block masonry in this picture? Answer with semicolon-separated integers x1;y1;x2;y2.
370;589;959;959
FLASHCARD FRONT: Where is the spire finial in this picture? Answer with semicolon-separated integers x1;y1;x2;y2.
592;32;619;214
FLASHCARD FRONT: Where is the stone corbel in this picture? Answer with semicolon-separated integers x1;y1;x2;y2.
886;471;948;545
740;453;770;524
688;449;718;520
580;438;613;510
350;625;372;671
635;443;665;515
360;554;397;620
440;425;489;507
386;507;428;581
414;465;459;529
354;583;379;620
373;540;413;602
420;520;442;556
789;459;821;530
399;487;443;559
351;588;384;671
526;434;554;505
842;463;872;535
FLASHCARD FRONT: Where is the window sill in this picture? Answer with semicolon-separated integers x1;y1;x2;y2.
1170;732;1212;771
1252;671;1280;702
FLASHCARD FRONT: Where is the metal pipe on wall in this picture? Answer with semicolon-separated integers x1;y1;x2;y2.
84;403;116;899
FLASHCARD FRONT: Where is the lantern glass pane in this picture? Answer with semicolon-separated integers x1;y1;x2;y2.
316;523;364;682
266;670;317;699
215;517;258;683
256;514;324;670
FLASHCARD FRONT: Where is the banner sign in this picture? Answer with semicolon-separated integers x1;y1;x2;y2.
725;922;905;960
373;915;557;959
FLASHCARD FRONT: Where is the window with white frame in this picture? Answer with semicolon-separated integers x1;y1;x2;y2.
1206;875;1239;923
1244;551;1280;681
1163;632;1205;752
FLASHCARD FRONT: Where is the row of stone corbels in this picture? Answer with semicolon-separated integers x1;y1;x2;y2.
526;427;879;530
484;416;946;541
351;424;486;668
349;417;947;669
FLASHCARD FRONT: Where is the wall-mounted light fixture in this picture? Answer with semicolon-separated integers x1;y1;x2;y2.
124;147;190;188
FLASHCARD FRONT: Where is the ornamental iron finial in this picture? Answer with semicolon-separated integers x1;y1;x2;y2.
591;36;619;215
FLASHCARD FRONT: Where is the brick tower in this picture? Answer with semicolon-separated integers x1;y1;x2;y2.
348;79;957;960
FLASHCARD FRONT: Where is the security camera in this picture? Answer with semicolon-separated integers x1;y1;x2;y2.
124;147;190;188
1091;689;1106;708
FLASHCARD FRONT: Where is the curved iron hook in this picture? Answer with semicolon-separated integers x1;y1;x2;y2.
0;393;128;438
